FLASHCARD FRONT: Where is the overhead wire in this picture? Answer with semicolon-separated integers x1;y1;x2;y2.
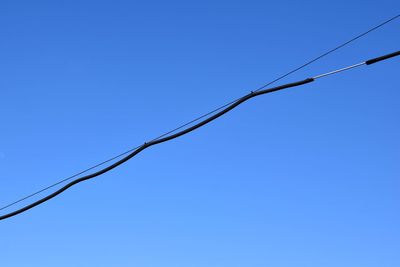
0;14;399;220
1;49;399;221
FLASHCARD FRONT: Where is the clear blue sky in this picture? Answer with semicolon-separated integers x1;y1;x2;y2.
1;1;399;266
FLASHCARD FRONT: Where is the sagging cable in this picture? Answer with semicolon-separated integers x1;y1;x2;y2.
0;50;399;221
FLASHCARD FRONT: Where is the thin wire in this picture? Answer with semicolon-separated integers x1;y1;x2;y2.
0;145;141;211
252;14;400;92
1;13;399;212
312;62;366;79
3;47;400;221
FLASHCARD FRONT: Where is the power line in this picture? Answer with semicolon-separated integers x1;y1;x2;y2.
0;14;399;220
1;49;399;221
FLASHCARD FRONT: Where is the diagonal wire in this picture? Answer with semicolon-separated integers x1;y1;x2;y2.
1;13;399;212
1;49;400;221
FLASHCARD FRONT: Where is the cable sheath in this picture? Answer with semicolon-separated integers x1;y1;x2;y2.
366;50;400;65
2;14;399;215
0;78;314;221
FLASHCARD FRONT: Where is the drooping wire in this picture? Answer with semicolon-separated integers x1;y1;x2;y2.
0;145;142;212
0;14;399;218
1;50;399;221
2;49;400;221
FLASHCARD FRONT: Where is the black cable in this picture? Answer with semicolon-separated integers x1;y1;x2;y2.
1;14;399;220
366;50;400;65
2;50;400;221
0;146;142;212
0;78;315;221
4;14;399;214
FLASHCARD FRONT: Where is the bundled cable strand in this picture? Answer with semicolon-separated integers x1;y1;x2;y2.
1;14;399;220
1;50;399;221
2;15;399;216
2;15;398;217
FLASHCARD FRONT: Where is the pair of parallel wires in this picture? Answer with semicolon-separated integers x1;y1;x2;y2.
1;14;399;221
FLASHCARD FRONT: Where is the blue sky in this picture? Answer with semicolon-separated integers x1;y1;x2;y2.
1;1;399;266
